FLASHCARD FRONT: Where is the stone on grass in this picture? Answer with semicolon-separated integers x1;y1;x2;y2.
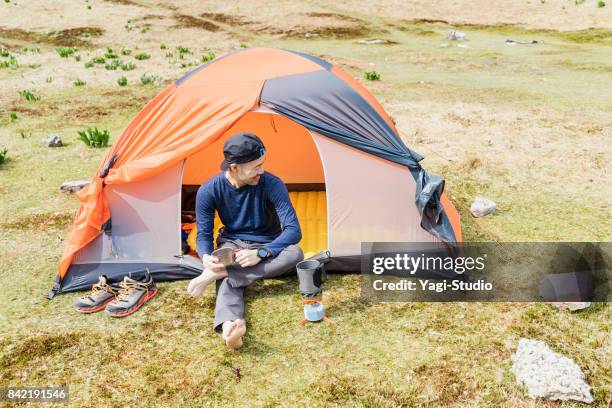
43;134;63;147
60;180;90;194
357;39;388;45
470;197;496;217
511;338;593;403
551;302;591;311
447;29;466;41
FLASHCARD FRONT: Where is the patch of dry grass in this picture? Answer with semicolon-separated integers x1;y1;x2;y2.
0;26;104;48
172;14;221;32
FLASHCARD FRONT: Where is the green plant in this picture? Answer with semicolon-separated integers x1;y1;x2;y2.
124;23;133;32
140;73;155;85
121;48;131;56
117;76;128;86
120;62;135;71
176;45;191;54
364;70;381;81
165;52;173;58
45;76;53;83
0;148;7;166
240;43;248;48
73;78;86;86
105;60;121;70
597;0;605;7
201;51;215;63
19;130;30;139
160;43;167;50
105;48;118;59
86;4;91;9
9;112;17;121
140;26;150;34
19;89;40;101
0;56;18;69
77;127;110;148
0;49;9;57
74;55;81;62
84;60;94;68
134;52;150;60
575;0;586;4
3;0;9;4
56;47;77;58
92;56;105;64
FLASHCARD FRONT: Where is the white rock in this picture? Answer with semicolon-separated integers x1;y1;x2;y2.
447;29;466;41
60;180;90;194
357;39;388;45
43;133;63;147
551;302;592;311
511;338;593;403
470;197;496;217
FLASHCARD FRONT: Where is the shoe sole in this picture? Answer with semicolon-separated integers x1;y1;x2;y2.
75;297;116;314
106;287;158;318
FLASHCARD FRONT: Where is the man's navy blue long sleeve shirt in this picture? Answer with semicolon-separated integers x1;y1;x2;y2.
195;171;302;257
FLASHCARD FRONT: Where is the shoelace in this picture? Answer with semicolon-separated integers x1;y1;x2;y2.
115;279;150;302
90;281;116;297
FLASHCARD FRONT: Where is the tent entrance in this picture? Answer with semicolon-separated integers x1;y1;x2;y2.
180;111;328;259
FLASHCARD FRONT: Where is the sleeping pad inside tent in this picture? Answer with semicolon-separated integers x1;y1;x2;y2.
182;190;328;260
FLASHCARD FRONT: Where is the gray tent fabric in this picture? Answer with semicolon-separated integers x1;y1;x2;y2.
59;262;202;293
261;69;456;244
415;170;445;225
261;70;423;168
285;50;332;71
414;168;456;243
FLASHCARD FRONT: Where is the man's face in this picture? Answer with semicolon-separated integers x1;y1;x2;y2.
231;155;265;186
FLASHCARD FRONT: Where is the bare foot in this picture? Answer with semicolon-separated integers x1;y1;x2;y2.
222;319;246;350
187;268;227;297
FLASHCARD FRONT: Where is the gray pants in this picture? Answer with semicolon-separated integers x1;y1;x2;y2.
213;238;304;332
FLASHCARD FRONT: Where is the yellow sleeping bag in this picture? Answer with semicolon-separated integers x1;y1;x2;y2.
187;191;327;259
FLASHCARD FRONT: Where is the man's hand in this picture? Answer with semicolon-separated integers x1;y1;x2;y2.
235;249;261;268
202;254;226;273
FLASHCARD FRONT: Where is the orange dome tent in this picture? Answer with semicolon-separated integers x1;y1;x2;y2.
50;47;461;297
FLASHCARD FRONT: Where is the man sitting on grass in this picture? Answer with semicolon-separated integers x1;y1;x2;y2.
187;132;303;350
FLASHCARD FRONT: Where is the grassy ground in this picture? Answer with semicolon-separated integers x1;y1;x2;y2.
1;1;611;407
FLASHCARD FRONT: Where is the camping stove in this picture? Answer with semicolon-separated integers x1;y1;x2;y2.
296;252;332;325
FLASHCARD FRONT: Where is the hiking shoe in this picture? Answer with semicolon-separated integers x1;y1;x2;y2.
74;275;119;313
105;270;157;317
